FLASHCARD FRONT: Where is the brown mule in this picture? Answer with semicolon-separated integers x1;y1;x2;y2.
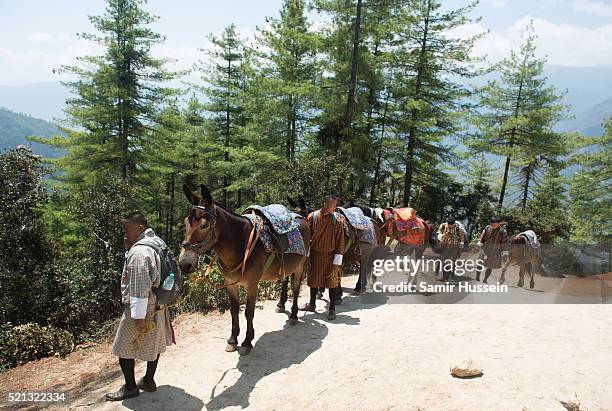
499;235;545;289
179;185;311;355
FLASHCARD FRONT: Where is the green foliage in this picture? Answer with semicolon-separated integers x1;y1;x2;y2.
569;117;612;244
0;147;52;325
275;151;353;206
469;21;569;207
174;264;282;313
0;323;74;371
36;0;178;190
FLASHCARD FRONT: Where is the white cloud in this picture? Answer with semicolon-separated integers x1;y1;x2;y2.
25;32;72;43
573;0;612;17
450;17;612;66
488;0;509;7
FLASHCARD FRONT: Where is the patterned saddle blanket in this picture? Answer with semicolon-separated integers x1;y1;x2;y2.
336;207;377;245
519;230;540;248
243;204;307;256
243;204;300;235
392;207;421;232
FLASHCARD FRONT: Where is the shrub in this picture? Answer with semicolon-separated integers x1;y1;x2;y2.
175;262;284;313
0;323;74;371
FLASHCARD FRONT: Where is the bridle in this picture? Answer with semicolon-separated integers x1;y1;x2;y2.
181;205;218;254
180;204;263;289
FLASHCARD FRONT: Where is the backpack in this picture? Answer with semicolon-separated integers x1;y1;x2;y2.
135;237;183;306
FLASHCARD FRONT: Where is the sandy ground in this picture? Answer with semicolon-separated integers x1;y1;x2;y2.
1;268;611;411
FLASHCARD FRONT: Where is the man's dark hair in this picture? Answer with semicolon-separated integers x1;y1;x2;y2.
323;194;338;202
446;216;456;224
490;216;501;223
123;211;148;227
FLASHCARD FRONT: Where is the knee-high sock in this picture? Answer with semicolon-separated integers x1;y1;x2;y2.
144;354;160;382
329;287;336;311
119;358;136;390
309;287;317;306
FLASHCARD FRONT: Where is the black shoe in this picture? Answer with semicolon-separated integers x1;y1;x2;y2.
137;377;157;392
105;385;140;401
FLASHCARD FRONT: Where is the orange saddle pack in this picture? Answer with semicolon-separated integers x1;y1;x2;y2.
387;207;426;245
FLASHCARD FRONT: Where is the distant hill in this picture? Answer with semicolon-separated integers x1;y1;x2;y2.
559;96;612;136
0;107;64;158
0;82;71;122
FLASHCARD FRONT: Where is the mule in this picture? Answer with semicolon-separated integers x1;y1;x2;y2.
179;184;311;355
499;234;546;289
383;208;435;286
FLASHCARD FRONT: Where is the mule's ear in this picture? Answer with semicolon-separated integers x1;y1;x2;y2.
183;184;201;205
297;195;306;210
286;196;297;208
200;185;213;206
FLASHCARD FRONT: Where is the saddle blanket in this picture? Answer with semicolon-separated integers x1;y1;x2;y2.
519;230;540;248
246;214;307;256
393;208;422;232
337;207;377;245
243;204;300;235
337;207;370;230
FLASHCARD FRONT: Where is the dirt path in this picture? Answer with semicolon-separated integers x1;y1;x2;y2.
2;271;611;411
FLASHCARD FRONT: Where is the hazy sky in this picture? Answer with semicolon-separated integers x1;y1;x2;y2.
1;0;611;86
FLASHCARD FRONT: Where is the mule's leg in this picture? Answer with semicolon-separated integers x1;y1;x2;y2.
289;267;305;325
528;262;535;289
499;260;512;285
517;264;524;288
239;282;258;356
276;276;290;313
483;268;493;283
226;284;240;352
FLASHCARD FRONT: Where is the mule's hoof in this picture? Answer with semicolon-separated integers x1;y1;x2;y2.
327;310;336;321
275;305;285;313
288;318;298;326
238;346;252;356
530;283;535;289
225;343;238;352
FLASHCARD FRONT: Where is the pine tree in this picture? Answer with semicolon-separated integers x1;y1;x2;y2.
198;24;249;207
393;0;485;206
569;118;612;244
470;21;568;208
39;0;177;191
256;0;321;161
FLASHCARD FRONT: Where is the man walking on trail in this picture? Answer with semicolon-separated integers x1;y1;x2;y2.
437;216;464;282
300;195;345;320
475;216;509;284
106;212;174;401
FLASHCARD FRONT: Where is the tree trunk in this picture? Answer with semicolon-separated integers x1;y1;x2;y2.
498;50;528;207
403;0;431;206
521;161;534;211
169;172;175;242
340;0;363;150
370;93;389;206
499;154;511;208
223;56;232;207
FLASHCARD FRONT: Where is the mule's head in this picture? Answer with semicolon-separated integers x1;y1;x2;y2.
179;184;217;274
286;194;313;217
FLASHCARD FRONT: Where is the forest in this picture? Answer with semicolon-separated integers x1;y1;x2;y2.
0;0;610;370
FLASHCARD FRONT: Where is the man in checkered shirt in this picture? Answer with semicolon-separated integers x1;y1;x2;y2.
106;212;174;401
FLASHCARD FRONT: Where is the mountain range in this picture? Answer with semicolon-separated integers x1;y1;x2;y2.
0;65;610;157
0;107;63;158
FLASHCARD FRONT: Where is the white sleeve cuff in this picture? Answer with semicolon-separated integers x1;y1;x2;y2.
130;296;148;319
333;254;343;265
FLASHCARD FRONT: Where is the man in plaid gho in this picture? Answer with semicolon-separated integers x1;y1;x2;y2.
106;212;174;401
